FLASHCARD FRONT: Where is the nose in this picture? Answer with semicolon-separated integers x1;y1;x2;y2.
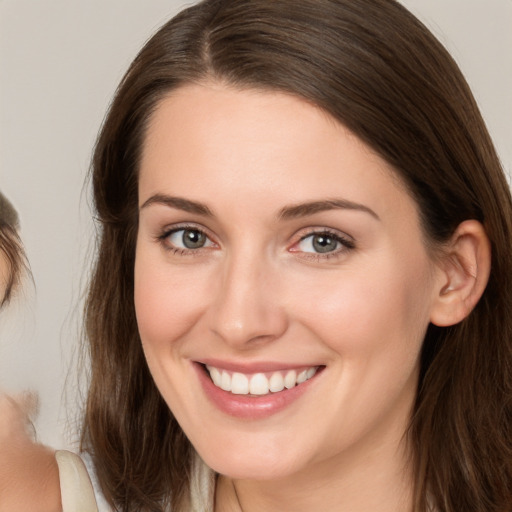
208;252;288;349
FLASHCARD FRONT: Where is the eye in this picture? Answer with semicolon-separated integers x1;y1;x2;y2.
294;230;354;255
165;228;215;250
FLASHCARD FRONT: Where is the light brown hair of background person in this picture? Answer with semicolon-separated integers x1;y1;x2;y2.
0;192;25;307
81;0;512;510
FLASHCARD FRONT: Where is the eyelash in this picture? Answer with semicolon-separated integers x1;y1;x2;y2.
156;225;355;260
157;224;216;256
291;228;355;261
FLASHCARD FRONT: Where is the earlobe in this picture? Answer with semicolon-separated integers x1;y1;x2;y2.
430;220;491;327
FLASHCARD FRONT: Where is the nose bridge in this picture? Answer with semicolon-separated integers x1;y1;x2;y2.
209;244;287;347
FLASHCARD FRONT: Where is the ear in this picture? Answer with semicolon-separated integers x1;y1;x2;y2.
430;220;491;327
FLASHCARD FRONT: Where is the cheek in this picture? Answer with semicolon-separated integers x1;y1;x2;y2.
133;250;212;352
287;255;434;360
133;249;212;414
286;258;433;439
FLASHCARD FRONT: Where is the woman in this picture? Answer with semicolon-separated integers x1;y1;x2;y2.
78;0;512;511
0;191;63;511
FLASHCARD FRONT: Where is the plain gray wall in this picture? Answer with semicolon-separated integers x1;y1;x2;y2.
1;0;511;448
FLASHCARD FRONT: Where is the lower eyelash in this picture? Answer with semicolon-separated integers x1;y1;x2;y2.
157;239;207;257
300;249;347;262
164;246;190;256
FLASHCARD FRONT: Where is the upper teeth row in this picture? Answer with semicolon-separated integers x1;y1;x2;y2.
206;365;318;396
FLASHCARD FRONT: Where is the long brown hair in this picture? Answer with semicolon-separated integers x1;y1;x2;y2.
0;192;25;307
82;1;512;510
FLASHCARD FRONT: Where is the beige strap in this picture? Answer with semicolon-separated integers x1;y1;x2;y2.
55;450;99;512
189;452;215;512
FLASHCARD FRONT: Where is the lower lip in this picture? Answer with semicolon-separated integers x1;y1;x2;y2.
194;363;322;420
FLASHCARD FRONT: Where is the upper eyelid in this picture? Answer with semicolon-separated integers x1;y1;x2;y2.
294;226;354;243
160;222;213;238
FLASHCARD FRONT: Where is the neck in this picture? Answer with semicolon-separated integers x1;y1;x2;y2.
215;427;415;512
213;369;419;512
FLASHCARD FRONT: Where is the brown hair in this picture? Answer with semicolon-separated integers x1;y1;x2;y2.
82;1;512;510
0;192;24;307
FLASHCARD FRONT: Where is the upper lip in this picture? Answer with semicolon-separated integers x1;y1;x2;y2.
197;358;323;374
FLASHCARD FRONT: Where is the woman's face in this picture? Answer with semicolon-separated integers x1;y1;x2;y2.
135;84;443;480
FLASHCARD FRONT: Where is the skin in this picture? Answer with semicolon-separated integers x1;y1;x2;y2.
134;83;490;512
0;253;61;512
0;394;61;512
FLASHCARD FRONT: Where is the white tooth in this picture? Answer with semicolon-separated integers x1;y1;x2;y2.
207;366;222;387
284;370;297;389
220;371;232;392
231;372;249;395
269;372;285;392
249;373;270;395
297;369;308;384
306;367;317;379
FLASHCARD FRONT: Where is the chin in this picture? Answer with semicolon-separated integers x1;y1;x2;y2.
198;442;307;481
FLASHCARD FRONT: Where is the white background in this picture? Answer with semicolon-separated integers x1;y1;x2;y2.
0;0;511;448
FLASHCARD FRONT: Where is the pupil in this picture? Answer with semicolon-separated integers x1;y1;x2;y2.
183;230;206;249
313;234;337;253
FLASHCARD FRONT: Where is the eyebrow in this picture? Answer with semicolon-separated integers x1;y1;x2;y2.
140;194;213;216
140;194;379;221
279;199;379;220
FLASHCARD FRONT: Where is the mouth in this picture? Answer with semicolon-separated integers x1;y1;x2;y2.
195;361;325;419
203;364;321;396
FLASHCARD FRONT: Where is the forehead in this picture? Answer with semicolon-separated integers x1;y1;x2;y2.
138;83;417;224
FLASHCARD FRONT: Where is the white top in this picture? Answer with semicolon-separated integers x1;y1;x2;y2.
189;453;216;512
56;450;215;512
55;450;99;512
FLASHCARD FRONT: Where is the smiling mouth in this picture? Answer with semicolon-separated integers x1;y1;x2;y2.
204;364;321;396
